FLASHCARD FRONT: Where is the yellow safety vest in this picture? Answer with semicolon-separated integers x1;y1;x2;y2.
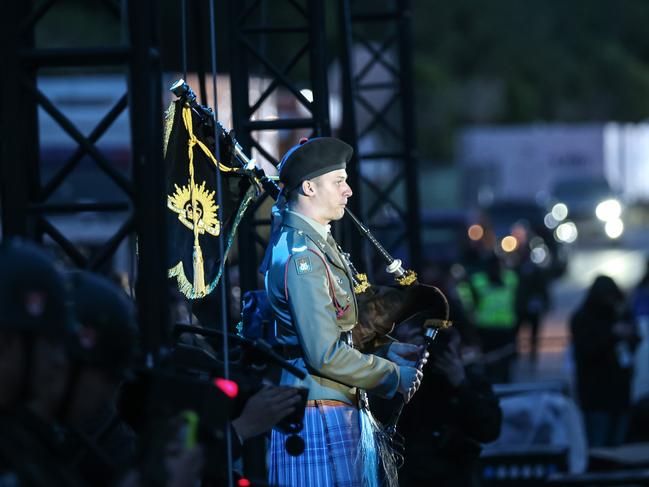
470;270;518;329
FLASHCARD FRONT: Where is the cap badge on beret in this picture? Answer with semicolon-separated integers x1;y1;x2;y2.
79;326;98;349
24;291;46;317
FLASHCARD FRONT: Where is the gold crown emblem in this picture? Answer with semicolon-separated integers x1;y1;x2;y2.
167;180;220;237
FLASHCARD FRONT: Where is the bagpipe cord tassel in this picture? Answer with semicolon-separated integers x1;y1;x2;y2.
192;240;206;296
358;406;399;487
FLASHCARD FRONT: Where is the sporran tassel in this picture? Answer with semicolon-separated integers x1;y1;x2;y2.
358;405;399;487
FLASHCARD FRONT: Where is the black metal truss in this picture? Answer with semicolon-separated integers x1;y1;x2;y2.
337;0;422;281
227;0;332;293
0;0;169;361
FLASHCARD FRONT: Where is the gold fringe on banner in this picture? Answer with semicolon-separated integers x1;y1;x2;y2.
162;102;176;158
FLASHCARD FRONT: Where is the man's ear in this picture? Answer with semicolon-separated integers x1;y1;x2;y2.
301;179;315;196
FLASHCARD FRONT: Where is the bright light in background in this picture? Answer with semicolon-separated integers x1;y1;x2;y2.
595;199;622;222
530;245;548;265
544;213;559;229
501;235;518;252
300;88;314;103
555;221;578;243
551;203;568;221
467;224;484;241
569;249;645;289
604;218;624;239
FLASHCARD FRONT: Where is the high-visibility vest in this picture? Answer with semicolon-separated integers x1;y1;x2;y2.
456;280;475;313
471;270;518;329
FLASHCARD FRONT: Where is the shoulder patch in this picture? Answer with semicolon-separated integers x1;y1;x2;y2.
294;256;312;274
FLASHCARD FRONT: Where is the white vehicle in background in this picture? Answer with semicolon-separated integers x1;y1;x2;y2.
546;177;625;242
457;122;649;244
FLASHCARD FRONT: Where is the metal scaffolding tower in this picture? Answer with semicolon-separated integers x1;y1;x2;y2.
0;0;169;362
227;0;422;287
227;0;332;293
337;0;422;281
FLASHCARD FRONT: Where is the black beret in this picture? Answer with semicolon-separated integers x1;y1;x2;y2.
0;238;74;336
68;271;138;377
278;137;353;191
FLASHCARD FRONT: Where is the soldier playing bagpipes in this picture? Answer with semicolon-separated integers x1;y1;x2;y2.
166;80;452;486
261;137;426;487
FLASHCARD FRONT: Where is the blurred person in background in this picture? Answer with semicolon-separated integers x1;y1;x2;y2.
0;309;28;411
630;260;649;401
0;239;86;486
571;275;639;447
458;253;519;383
61;270;140;486
390;325;502;487
171;313;304;449
515;246;550;362
627;262;649;446
148;292;304;482
136;412;206;487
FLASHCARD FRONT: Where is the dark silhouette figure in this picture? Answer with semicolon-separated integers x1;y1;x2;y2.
571;275;639;447
515;248;550;361
387;326;502;487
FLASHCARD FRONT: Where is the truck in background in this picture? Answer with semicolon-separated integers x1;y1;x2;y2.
456;123;649;242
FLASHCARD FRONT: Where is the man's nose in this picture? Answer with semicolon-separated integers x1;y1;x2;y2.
343;183;353;197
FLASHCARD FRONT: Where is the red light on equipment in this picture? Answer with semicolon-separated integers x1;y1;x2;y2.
237;478;251;487
214;378;239;398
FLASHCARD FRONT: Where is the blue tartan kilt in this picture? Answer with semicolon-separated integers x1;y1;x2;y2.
269;400;362;487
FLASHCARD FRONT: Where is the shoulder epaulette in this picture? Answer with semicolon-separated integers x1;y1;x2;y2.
289;228;310;254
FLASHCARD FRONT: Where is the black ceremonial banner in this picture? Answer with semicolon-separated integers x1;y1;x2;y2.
163;100;253;299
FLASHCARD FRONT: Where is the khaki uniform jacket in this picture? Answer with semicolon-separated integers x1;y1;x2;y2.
265;211;400;405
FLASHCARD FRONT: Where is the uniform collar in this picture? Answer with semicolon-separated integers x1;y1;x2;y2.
287;210;331;240
282;211;347;271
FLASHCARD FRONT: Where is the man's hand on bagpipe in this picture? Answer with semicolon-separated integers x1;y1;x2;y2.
388;342;426;366
388;342;429;402
397;366;423;404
